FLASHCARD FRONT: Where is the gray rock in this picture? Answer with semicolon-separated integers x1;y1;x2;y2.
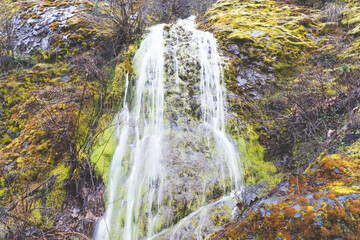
236;76;247;86
13;4;79;53
246;30;266;38
239;53;249;60
293;204;301;210
259;207;266;217
61;73;71;82
227;44;240;56
313;215;324;226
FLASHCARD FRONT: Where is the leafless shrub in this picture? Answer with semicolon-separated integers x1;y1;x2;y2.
323;2;345;22
146;0;215;23
146;0;217;23
104;0;148;55
104;0;217;55
0;0;16;72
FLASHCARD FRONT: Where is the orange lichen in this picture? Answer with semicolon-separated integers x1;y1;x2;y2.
211;139;360;239
320;227;330;237
348;198;360;219
298;196;309;205
50;22;60;30
318;154;352;178
284;206;297;218
328;190;336;200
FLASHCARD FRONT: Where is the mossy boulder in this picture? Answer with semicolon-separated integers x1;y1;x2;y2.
210;139;360;239
199;0;319;95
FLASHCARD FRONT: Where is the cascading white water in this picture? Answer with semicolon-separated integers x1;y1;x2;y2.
95;17;243;240
180;18;242;191
95;24;166;240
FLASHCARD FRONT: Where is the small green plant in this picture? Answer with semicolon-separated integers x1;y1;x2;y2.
93;0;99;12
342;63;350;73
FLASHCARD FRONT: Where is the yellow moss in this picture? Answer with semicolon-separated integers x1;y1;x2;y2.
0;187;7;199
200;0;317;79
307;206;315;212
348;24;360;35
211;211;231;226
333;186;360;195
28;199;42;225
0;134;12;145
341;5;360;25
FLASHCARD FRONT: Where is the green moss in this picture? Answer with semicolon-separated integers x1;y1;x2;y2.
226;117;279;189
90;123;117;186
228;31;255;43
238;126;279;188
46;163;70;209
89;44;138;185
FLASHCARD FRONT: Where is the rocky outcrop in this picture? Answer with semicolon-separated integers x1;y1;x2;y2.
211;140;360;239
14;3;78;53
199;0;319;96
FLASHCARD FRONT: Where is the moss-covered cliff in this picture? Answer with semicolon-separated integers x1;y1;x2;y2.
199;0;360;238
199;0;360;176
0;0;130;238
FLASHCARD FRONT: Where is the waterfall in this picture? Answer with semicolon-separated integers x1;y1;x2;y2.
95;17;243;240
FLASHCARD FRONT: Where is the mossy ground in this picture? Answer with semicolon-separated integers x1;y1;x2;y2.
0;0;130;238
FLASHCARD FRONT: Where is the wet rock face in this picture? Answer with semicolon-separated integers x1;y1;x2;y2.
13;3;78;53
227;40;276;93
235;63;275;88
95;19;241;240
139;23;236;237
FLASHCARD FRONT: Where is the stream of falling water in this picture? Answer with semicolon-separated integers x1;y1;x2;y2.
95;17;243;240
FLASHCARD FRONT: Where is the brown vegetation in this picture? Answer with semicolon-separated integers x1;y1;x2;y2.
0;1;16;72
